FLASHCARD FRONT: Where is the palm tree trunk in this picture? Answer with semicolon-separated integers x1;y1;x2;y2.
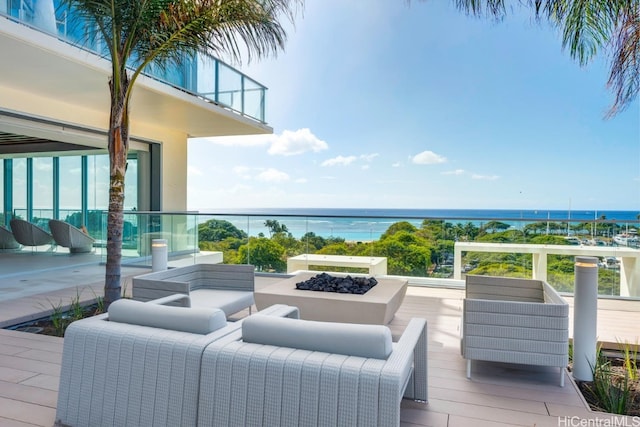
104;72;130;306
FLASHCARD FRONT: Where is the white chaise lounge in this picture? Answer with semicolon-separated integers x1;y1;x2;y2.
55;294;298;427
197;314;428;426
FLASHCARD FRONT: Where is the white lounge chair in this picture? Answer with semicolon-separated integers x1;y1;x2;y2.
0;225;20;250
48;219;95;253
9;218;53;247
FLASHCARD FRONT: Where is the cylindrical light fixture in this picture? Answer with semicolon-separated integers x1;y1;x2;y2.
573;256;599;382
151;239;168;272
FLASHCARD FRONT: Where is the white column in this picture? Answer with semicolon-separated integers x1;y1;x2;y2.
532;251;548;281
573;256;599;382
619;256;640;297
151;239;168;272
453;245;462;280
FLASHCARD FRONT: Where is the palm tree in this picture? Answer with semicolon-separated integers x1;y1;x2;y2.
451;0;639;117
60;0;302;306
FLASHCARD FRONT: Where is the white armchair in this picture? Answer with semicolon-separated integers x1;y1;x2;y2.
197;315;428;427
461;275;569;386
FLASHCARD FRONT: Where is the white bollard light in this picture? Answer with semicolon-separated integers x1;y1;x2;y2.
573;256;599;382
151;239;168;272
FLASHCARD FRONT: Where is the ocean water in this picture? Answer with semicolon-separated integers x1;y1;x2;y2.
199;208;640;242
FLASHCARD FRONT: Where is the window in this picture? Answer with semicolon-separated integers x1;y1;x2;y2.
33;157;53;223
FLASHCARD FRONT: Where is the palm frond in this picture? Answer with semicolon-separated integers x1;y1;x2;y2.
453;0;510;19
606;3;640;116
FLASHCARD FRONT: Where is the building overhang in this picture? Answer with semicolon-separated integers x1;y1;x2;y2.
0;16;272;145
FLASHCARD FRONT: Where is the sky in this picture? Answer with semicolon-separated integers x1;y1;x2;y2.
187;1;640;212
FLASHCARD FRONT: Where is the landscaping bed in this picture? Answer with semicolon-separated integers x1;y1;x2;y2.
571;350;640;416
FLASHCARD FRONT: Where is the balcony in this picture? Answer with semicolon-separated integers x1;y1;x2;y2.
0;0;270;137
0;210;639;425
8;209;640;297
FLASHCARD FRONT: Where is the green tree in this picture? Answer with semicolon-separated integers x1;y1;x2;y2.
264;219;289;236
300;232;327;251
374;231;432;276
452;0;640;117
61;0;301;305
524;222;549;235
316;242;352;255
530;235;567;245
419;219;447;241
198;219;247;242
380;221;418;239
480;221;511;234
239;237;286;272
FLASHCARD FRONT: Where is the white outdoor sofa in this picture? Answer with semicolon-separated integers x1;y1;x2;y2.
55;295;298;427
197;314;428;426
132;263;255;317
461;275;569;386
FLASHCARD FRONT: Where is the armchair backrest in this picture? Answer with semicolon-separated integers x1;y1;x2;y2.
466;275;544;303
242;315;393;359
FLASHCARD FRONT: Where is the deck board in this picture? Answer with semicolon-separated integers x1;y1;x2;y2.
0;270;638;426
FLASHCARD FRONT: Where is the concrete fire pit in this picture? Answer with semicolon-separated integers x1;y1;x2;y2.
254;272;408;325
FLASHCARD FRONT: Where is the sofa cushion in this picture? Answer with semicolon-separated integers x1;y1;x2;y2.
108;298;227;334
190;289;255;317
242;315;393;359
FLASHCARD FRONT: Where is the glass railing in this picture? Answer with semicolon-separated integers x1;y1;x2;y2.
0;0;267;123
5;208;640;299
191;211;640;298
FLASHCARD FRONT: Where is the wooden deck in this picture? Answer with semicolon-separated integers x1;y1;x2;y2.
0;273;639;426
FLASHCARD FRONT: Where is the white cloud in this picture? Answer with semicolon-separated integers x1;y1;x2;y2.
360;153;379;162
321;155;357;167
34;160;53;172
256;168;290;182
411;150;447;165
295;178;308;183
442;169;465;175
233;166;252;180
268;128;328;156
361;165;370;170
392;162;401;168
198;128;328;156
188;165;203;176
227;183;253;194
472;174;500;180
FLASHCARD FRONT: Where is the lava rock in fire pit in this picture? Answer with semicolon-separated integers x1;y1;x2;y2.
295;272;378;294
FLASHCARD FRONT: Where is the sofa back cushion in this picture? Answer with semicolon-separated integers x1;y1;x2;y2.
242;315;393;359
108;298;227;334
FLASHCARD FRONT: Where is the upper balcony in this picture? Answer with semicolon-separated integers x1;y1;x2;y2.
0;0;271;138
